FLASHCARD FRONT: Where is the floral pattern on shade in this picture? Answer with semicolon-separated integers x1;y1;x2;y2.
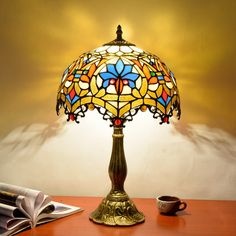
56;45;181;127
100;59;139;93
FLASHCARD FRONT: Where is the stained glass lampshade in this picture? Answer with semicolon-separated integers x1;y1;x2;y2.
56;25;181;226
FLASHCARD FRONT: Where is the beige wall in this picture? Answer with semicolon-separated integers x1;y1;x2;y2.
1;113;236;199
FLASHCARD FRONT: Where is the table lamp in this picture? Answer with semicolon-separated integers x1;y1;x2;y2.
56;25;181;226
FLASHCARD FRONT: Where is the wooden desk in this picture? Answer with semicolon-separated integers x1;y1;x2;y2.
17;196;236;236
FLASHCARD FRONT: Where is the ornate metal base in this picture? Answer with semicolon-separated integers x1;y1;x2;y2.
90;191;145;226
90;127;145;226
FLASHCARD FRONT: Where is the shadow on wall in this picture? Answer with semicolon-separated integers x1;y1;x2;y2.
0;114;236;199
0;119;66;164
173;121;236;163
0;116;236;164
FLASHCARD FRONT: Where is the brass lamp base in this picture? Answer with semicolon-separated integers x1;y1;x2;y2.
89;127;145;226
90;190;145;226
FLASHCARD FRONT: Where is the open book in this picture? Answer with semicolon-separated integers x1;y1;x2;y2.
0;183;82;236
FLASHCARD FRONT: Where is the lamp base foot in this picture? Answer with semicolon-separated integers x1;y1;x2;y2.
89;191;145;226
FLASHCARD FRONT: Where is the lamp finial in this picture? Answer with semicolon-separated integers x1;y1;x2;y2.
104;25;135;46
116;25;123;41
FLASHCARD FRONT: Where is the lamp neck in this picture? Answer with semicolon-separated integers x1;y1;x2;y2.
108;127;127;192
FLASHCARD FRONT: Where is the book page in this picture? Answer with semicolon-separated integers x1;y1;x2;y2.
0;183;50;225
0;218;30;236
0;215;29;230
0;191;31;219
0;203;25;218
36;201;83;224
0;184;83;235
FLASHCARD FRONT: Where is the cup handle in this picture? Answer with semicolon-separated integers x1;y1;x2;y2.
178;201;187;211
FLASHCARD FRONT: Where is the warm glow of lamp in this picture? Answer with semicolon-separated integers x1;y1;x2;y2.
56;25;181;226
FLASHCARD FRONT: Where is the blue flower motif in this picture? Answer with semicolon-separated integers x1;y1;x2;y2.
100;59;139;90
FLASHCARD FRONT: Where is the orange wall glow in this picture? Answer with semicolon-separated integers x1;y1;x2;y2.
0;0;235;137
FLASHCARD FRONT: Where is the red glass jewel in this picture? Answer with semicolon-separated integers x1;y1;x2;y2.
69;114;75;121
163;116;169;123
114;118;122;126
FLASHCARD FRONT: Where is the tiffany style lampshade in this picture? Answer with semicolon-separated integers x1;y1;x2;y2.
56;25;181;226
